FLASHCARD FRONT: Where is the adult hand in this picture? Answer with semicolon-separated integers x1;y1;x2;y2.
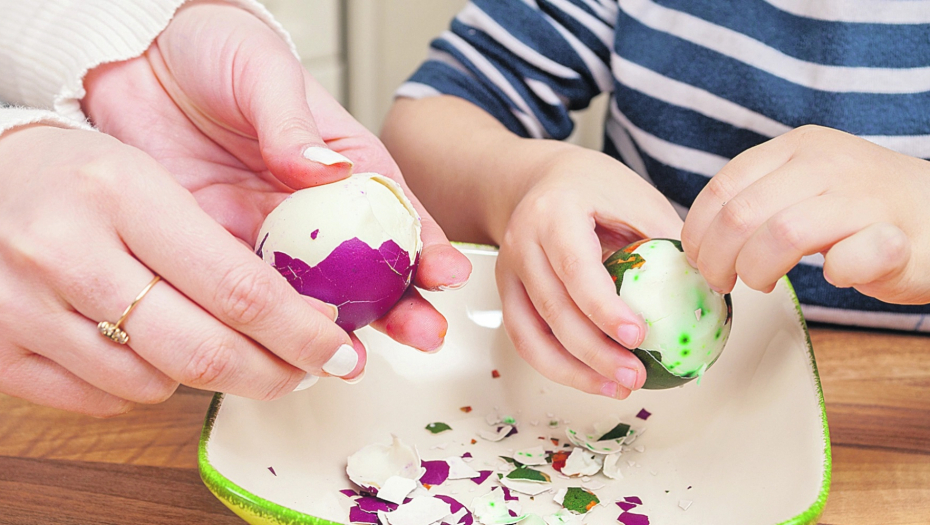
496;146;683;399
81;1;471;353
0;126;364;417
682;125;930;305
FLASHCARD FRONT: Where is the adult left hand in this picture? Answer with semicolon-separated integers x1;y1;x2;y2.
82;1;471;352
682;125;930;305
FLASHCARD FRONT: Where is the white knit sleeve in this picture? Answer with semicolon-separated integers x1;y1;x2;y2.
0;0;297;135
0;106;95;139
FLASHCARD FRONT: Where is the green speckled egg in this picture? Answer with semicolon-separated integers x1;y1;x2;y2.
604;238;732;389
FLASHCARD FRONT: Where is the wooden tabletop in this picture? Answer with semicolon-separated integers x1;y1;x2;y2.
1;325;928;524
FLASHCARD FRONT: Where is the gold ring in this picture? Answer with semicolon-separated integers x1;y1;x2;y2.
97;275;161;345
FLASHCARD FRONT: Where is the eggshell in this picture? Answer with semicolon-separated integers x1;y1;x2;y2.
256;173;422;331
604;239;732;389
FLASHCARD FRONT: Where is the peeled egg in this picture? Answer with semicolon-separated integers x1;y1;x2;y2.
256;173;422;331
605;238;732;389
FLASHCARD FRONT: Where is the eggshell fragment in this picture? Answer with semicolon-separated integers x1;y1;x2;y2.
346;435;424;492
257;173;422;331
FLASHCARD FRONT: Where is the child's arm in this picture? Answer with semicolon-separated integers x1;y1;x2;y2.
383;95;683;398
682;125;930;305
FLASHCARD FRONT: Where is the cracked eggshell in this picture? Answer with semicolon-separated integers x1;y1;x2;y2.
346;435;425;492
256;173;422;331
604;239;732;389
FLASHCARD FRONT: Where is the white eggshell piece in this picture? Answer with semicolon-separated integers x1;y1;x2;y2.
560;448;603;477
258;173;421;268
346;435;424;491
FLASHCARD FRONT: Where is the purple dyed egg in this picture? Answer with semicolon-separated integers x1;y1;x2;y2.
256;173;422;331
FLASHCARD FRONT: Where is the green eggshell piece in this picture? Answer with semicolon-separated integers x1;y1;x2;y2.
605;239;732;389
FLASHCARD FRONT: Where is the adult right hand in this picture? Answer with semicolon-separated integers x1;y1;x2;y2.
0;125;361;417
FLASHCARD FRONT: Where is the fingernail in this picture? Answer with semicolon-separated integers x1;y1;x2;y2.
424;339;445;355
685;254;698;269
710;284;728;295
615;368;640;391
325;302;339;322
322;344;358;377
438;280;468;292
617;323;641;349
293;374;319;391
303;146;353;167
342;368;366;385
600;382;620;398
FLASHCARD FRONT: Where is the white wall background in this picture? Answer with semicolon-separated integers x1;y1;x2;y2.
261;0;345;103
264;0;606;150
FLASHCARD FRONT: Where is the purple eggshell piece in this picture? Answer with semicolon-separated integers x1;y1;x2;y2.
420;460;451;485
616;502;637;511
462;452;473;459
272;237;416;331
255;233;269;259
471;470;493;485
497;426;519;438
340;489;359;498
636;409;652;420
356;496;398;513
311;229;319;239
500;486;519;502
617;512;650;525
349;507;380;524
624;496;643;505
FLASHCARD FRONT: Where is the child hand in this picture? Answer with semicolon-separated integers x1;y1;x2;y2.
496;147;683;398
81;2;471;352
682;125;930;305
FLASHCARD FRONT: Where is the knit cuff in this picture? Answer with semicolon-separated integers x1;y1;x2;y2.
0;0;297;125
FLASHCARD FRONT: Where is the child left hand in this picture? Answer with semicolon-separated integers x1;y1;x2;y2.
682;125;930;305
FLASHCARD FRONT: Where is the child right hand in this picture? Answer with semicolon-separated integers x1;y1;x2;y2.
495;146;683;399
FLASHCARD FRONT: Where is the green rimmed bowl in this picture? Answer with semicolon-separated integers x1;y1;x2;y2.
199;245;830;525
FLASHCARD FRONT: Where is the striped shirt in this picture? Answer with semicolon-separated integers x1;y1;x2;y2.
398;0;930;333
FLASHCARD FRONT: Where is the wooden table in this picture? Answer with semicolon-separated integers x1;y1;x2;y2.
1;325;928;524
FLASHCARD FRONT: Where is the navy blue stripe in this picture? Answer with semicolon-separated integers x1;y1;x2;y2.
535;0;614;70
613;82;771;159
466;1;608;109
407;61;530;137
655;0;930;68
448;19;596;112
604;131;708;207
789;264;930;314
614;9;930;136
432;32;574;139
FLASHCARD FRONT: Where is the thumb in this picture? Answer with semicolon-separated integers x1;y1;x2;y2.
236;33;352;189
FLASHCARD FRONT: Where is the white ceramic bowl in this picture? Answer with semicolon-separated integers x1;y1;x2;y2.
200;245;830;525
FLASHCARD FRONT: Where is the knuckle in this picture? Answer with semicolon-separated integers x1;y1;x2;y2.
718;197;757;237
182;335;234;387
214;263;276;326
89;400;135;419
767;212;807;253
261;372;300;402
565;368;599;396
877;224;910;262
555;251;582;280
535;295;563;326
134;378;179;405
704;175;738;208
273;114;316;138
291;323;337;369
